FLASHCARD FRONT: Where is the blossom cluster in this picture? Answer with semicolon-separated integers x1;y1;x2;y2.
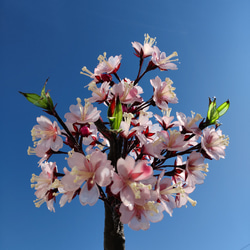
27;34;229;230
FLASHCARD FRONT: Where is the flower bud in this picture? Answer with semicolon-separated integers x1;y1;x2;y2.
80;125;92;137
19;78;54;111
108;96;123;130
206;97;230;125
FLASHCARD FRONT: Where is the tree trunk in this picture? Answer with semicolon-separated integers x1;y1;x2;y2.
95;119;125;249
104;199;125;250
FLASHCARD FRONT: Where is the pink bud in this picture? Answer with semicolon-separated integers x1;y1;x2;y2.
80;125;92;137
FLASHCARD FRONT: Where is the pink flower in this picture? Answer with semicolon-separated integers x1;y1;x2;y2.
172;174;197;208
158;129;190;152
154;171;177;216
31;116;63;155
87;81;110;103
30;161;58;212
131;34;157;58
59;167;82;207
65;98;101;124
67;150;113;206
141;140;165;160
150;76;178;110
94;52;121;75
80;66;112;83
186;151;209;186
119;121;139;139
201;127;229;160
175;184;197;208
111;78;143;105
151;46;178;71
154;114;177;130
176;111;202;135
110;156;153;210
119;201;164;231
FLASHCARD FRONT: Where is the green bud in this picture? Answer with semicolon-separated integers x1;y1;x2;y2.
206;97;230;125
108;96;123;130
217;100;230;117
19;78;54;111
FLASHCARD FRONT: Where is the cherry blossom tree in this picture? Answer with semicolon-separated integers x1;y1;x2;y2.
20;34;230;250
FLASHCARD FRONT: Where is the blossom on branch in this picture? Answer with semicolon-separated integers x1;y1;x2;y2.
131;33;157;58
150;76;178;110
201;127;229;160
185;151;209;186
176;111;202;135
158;129;191;152
119;201;164;231
94;52;122;75
111;78;143;105
111;155;153;210
65;98;101;124
30;161;58;212
87;81;110;103
30;115;63;156
66;150;113;206
151;46;178;71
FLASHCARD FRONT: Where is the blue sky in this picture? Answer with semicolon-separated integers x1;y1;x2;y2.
1;0;250;249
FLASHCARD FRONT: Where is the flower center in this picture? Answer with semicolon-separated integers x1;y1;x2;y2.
144;33;157;47
71;166;94;183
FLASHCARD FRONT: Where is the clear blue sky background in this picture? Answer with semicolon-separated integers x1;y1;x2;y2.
1;0;250;249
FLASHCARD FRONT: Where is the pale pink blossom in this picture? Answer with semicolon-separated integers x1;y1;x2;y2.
185;151;209;187
133;108;153;127
80;66;112;83
94;52;121;75
87;81;110;103
151;46;178;71
172;175;197;208
150;76;178;110
154;171;178;216
176;111;202;135
175;184;197;208
110;156;153;210
139;123;162;147
30;161;58;212
154;114;177;130
81;124;110;154
111;78;143;105
27;146;49;158
67;150;113;206
158;129;190;152
131;34;157;58
119;201;164;231
201;127;229;160
65;98;101;124
59;167;82;207
81;124;98;144
141;142;164;159
119;120;141;139
31;116;63;155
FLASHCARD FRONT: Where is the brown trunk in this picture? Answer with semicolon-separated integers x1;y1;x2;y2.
95;119;125;249
104;200;125;250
